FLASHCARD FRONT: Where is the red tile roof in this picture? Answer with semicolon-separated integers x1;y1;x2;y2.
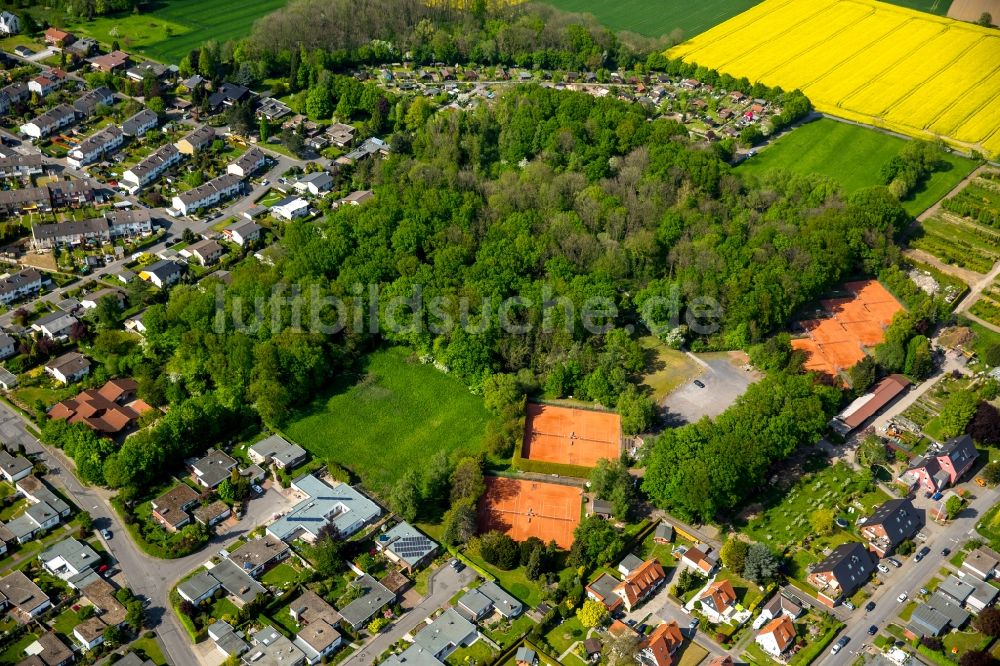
640;621;684;666
613;558;665;607
48;379;151;434
758;615;796;652
697;579;737;614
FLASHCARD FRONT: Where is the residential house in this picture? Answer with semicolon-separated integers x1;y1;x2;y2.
638;621;683;666
244;626;305;666
0;268;42;305
47;380;146;436
228;147;266;177
757;593;804;625
0;180;99;216
194;500;231;527
242;205;268;220
963;546;1000;580
681;546;718;575
80;287;126;310
618;553;645;577
20;104;76;140
226;535;290;578
860;498;922;557
267;474;381;542
409;608;478;663
1;81;30;107
0;11;20;35
256;97;291;121
197;560;265;606
585;572;623;612
900;435;978;492
181;74;205;91
326;122;355;147
270;195;309;220
0;450;32;483
177;571;222;605
44;28;75;47
139;259;183;288
375;521;438;573
334;190;374;208
0;154;45;179
208;620;249;659
172;172;242;216
123;143;182;189
88;50;130;73
612;559;665;612
48;178;101;208
115;652;157;666
175;125;216;155
187;238;226;266
908;591;971;637
696;579;738;624
0;370;12;393
294;617;342;665
191;449;238;489
67;125;123;167
653;522;674;544
40;537;101;589
122;108;159;137
338;137;390;165
24;631;73;666
44;352;90;384
28;70;67;97
590;499;612;520
964;576;999;612
31;217;109;249
6;493;63;543
338;574;394;630
247;434;307;469
73;580;127;650
515;646;539;666
224;220;263;248
107;208;154;238
289;590;342;627
32;311;78;340
125;62;171;82
807;542;876;606
294;172;333;196
73;86;115;117
0;331;13;360
150;483;200;532
207;82;250;109
0;571;50;621
756;615;796;658
64;37;97;60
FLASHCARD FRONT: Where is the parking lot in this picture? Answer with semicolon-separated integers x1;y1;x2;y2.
661;351;762;424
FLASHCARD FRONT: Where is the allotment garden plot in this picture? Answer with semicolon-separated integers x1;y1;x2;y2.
668;0;1000;156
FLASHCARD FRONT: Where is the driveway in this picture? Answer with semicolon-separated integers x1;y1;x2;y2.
342;564;476;666
661;352;762;424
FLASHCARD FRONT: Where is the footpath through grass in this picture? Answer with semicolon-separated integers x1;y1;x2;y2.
738;119;977;216
284;347;496;496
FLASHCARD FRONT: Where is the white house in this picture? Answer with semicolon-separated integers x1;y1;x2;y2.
172;173;242;216
0;268;42;305
32;311;78;340
271;195;309;220
0;331;15;360
139;259;183;288
45;352;90;385
0;11;21;35
122;108;158;137
223;220;262;247
67;125;123;167
20;104;76;140
294;171;333;196
187;239;226;266
756;615;796;657
122;143;182;189
227;147;266;177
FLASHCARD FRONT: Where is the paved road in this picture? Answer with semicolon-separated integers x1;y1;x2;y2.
814;482;999;665
342;564;476;666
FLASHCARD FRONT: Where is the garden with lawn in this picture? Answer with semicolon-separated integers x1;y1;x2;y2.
737;119;977;216
284;348;496;496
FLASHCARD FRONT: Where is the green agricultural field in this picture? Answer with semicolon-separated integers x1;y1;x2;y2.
284;348;496;495
544;0;763;39
5;0;287;64
738;119;978;216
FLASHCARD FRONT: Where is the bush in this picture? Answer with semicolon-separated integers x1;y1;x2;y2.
479;531;520;570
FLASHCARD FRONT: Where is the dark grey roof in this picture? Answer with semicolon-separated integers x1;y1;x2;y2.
864;498;921;547
812;542;875;596
338;574;393;627
142;259;183;281
122;108;158;135
937;575;974;604
927;590;970;628
909;605;951;637
32;216;107;241
209;559;265;604
73;86;114;115
939;434;977;470
0;450;31;478
654;522;673;540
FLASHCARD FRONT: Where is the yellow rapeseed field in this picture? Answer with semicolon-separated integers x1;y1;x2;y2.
668;0;1000;157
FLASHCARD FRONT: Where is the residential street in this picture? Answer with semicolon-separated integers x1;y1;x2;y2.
342;565;476;666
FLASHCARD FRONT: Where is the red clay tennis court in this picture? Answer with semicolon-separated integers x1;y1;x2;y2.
791;280;903;377
522;404;621;468
478;477;582;549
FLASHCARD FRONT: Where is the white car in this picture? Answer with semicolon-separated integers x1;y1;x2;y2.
877;563;890;574
252;484;264;495
897;592;908;603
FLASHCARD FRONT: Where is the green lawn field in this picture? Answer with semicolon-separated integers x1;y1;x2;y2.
1;0;287;64
737;119;978;216
284;347;496;495
544;0;763;39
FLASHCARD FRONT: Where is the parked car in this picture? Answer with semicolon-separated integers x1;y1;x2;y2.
842;600;855;610
831;637;850;654
877;563;890;574
887;558;901;568
868;625;878;635
865;601;877;612
101;529;112;539
897;592;908;603
688;618;700;630
920;587;929;596
693;379;705;388
941;547;951;556
916;531;928;541
252;484;264;495
915;546;931;561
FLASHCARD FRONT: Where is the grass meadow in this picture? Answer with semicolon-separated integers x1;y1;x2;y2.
284;347;496;495
544;0;762;39
737;119;978;216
